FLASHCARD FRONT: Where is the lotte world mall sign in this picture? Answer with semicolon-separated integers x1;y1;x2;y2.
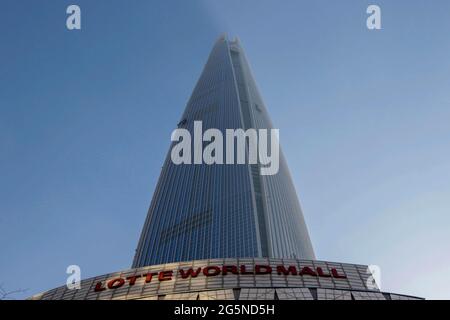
31;258;424;300
94;264;347;292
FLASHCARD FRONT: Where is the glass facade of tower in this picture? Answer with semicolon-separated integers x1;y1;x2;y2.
132;36;315;268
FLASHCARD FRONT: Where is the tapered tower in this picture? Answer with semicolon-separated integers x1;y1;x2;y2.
133;36;315;267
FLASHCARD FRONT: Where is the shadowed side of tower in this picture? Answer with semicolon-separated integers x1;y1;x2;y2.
132;35;315;268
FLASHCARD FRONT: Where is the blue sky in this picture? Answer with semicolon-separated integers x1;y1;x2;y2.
1;0;449;299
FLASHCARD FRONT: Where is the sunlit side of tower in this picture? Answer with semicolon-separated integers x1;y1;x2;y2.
132;35;315;268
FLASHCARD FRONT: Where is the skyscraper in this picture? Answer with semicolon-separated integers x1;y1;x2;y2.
30;35;422;301
132;35;315;267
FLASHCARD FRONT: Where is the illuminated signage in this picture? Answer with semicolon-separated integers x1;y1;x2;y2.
94;264;347;292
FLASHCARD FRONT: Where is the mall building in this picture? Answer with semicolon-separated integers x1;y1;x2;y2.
30;35;422;300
